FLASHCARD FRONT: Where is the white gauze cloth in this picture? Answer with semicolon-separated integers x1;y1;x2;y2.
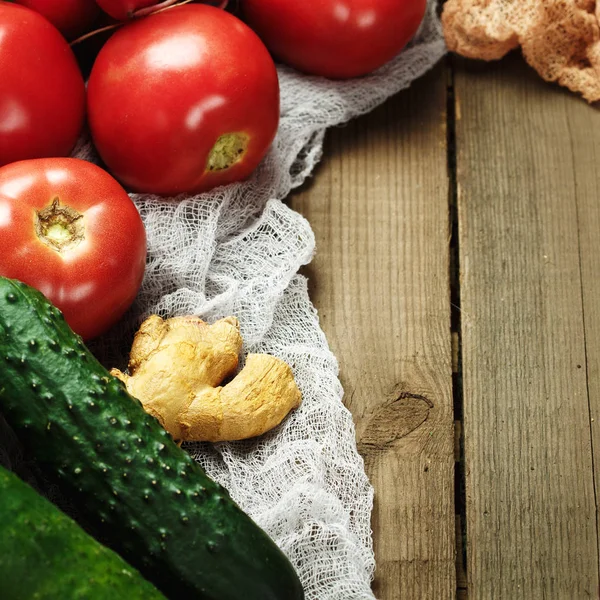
6;4;445;599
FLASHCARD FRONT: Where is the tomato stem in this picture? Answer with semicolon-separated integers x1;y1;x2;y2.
132;0;181;18
70;0;228;46
206;133;249;172
35;198;85;253
70;22;121;46
136;0;228;17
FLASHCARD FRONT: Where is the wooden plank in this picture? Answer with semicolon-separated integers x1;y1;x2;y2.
454;55;600;598
567;62;600;571
290;65;455;599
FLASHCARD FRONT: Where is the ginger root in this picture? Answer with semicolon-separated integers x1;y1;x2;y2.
110;315;301;442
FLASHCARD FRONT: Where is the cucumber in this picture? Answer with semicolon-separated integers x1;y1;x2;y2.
0;277;304;600
0;465;166;600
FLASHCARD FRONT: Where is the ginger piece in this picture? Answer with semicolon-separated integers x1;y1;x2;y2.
110;315;301;442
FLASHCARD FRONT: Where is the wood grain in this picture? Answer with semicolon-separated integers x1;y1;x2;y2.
290;65;455;599
454;55;600;598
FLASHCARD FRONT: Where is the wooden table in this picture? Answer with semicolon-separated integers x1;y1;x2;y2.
290;54;600;599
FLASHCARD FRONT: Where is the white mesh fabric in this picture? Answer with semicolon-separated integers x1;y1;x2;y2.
3;4;444;598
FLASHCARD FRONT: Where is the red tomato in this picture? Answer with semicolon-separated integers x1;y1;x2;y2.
0;3;85;167
87;4;280;196
95;0;159;21
242;0;427;78
12;0;100;40
0;158;147;340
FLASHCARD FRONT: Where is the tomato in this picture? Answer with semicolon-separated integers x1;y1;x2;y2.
241;0;427;78
0;158;147;340
95;0;160;21
87;4;279;196
0;3;85;167
12;0;100;40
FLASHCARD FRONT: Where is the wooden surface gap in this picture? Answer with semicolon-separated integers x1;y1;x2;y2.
447;59;468;599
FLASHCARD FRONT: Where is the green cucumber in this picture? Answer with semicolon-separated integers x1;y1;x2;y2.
0;277;304;600
0;465;166;600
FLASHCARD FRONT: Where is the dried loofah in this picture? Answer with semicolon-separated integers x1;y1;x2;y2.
442;0;600;102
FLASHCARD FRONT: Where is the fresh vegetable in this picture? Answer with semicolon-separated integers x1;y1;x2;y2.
111;314;302;442
0;277;305;600
242;0;428;78
87;4;280;195
0;2;85;167
12;0;100;40
0;466;166;600
0;158;146;340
